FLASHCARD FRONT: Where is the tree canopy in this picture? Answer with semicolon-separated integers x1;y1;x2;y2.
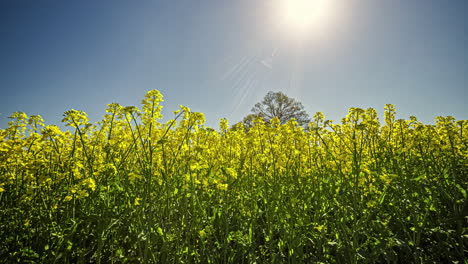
246;91;311;127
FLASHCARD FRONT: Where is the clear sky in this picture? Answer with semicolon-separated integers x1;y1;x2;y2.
0;0;467;129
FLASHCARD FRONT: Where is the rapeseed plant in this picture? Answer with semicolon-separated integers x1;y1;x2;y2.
0;90;466;263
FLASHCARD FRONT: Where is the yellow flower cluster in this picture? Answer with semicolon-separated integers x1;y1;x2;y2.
0;90;466;208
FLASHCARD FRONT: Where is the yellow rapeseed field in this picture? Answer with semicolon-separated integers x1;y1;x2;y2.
0;90;466;263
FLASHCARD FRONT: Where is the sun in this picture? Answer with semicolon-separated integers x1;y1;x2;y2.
276;0;333;36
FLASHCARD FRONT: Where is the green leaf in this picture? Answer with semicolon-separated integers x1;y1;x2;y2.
67;241;73;251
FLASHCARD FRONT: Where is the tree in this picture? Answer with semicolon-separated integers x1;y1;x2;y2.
248;91;311;127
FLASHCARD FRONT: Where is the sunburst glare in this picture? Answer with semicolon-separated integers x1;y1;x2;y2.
275;0;335;38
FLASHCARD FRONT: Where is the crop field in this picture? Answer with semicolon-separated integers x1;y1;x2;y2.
0;90;466;263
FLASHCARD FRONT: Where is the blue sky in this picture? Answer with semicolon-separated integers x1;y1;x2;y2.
0;0;466;129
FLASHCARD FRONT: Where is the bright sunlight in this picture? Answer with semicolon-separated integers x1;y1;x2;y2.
276;0;334;37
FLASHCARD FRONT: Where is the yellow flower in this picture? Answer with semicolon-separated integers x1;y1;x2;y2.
217;183;228;191
77;189;89;199
225;167;237;179
199;230;206;238
315;225;326;232
128;172;142;182
134;197;142;206
81;178;96;191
